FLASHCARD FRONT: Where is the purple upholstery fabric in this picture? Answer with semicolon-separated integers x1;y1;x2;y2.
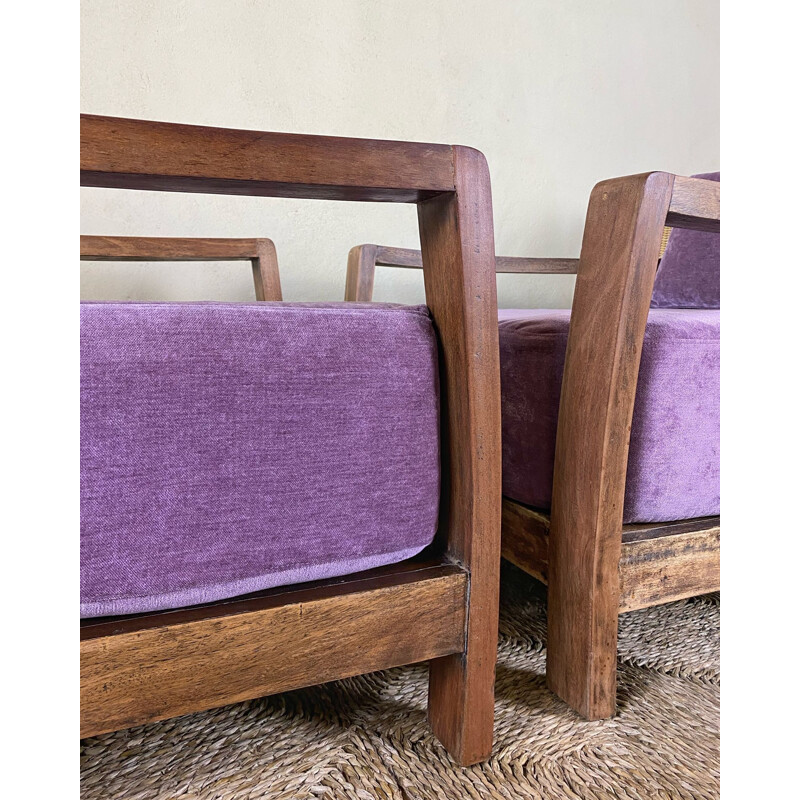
499;308;720;523
651;172;720;309
81;302;440;617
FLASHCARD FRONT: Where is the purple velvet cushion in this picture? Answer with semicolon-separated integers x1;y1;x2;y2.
499;308;719;523
81;302;440;617
651;171;720;309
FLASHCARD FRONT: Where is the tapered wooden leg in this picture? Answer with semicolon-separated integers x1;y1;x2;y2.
545;173;675;719
546;541;620;719
418;146;501;765
428;646;495;765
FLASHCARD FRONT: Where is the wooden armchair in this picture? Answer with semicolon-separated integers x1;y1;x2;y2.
80;235;283;300
80;115;502;765
344;172;721;720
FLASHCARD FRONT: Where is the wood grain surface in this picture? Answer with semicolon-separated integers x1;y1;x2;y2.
418;146;502;765
81;114;455;202
80;116;502;765
81;563;467;738
343;243;578;301
80;235;283;300
546;173;676;720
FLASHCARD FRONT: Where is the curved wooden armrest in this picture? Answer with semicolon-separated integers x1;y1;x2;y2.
80;235;282;300
547;171;720;719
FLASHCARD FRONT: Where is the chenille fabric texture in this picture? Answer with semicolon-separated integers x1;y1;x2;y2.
499;172;720;523
80;302;440;617
498;309;720;523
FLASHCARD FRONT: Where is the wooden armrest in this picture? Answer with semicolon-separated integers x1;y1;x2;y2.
345;244;578;301
547;171;720;717
80;235;272;261
373;245;577;274
79;235;282;301
81;114;456;202
342;172;718;301
80;114;501;764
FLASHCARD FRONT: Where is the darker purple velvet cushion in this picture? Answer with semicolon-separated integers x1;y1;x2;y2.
81;302;440;617
499;308;720;523
651;172;720;309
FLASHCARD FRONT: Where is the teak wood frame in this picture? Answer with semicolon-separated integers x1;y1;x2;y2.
345;244;579;301
80;235;283;301
80;115;502;766
344;172;720;720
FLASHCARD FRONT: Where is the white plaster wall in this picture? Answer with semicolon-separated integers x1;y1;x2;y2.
81;0;719;308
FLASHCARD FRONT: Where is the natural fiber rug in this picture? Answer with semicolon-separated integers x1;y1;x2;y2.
81;563;720;800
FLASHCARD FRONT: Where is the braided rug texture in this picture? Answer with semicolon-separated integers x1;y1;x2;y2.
81;564;720;800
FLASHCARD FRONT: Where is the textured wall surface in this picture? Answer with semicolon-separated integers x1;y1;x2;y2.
81;0;719;308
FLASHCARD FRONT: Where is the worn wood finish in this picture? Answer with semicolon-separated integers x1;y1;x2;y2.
667;176;720;233
545;172;721;720
620;515;721;544
80;554;452;638
81;115;455;203
502;497;719;544
344;244;578;301
500;498;720;610
418;147;502;765
619;526;720;612
500;498;550;584
80;235;283;301
81;562;467;738
80;116;502;765
546;173;676;720
343;173;719;727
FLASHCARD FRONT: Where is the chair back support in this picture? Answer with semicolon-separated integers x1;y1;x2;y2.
651;172;720;308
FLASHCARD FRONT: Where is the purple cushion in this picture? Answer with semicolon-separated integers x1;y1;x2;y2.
81;302;440;617
651;172;720;309
499;308;719;523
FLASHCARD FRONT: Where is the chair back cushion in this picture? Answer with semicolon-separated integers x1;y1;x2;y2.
651;171;720;309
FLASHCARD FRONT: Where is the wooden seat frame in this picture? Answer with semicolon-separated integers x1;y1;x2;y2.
345;172;720;720
80;114;502;766
80;235;283;301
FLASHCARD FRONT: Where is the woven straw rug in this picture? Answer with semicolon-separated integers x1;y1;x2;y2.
81;564;720;800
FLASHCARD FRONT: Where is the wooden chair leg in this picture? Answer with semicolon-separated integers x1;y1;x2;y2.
545;173;674;719
546;554;621;720
419;146;501;765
